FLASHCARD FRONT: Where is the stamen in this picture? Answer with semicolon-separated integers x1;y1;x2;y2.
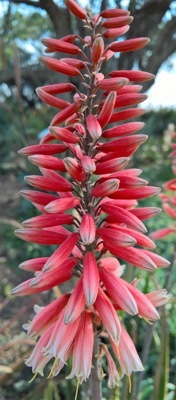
143;317;153;325
128;374;132;393
47;358;57;379
28;372;38;383
74;378;80;400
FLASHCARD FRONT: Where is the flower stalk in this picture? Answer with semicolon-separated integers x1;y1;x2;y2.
11;0;170;397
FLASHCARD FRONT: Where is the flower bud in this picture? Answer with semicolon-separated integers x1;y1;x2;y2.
80;214;96;245
103;25;129;38
109;37;150;53
86;115;102;140
97;91;117;128
81;156;96;174
50;126;79;143
98;77;128;91
102;15;133;28
40;57;80;76
100;9;130;18
91;179;119;197
65;0;87;20
41;38;81;54
64;157;84;181
91;37;104;63
109;69;155;82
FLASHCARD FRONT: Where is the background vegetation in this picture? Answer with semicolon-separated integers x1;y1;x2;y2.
0;1;176;399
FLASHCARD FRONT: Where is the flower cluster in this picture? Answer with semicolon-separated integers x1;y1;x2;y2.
151;129;176;240
12;0;169;387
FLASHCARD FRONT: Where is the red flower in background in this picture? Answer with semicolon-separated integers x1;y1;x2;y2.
151;129;176;240
12;0;169;387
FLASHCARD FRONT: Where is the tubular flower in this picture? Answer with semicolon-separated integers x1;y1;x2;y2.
151;129;176;240
12;0;169;388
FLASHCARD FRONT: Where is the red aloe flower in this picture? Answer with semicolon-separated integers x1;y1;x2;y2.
151;129;176;240
12;0;169;392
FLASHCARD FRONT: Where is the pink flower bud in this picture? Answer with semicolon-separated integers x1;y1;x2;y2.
74;123;86;136
109;37;150;53
91;37;104;63
11;258;77;295
65;0;87;20
18;143;66;156
86;114;102;140
80;214;96;245
60;58;86;69
112;225;156;248
145;289;168;307
15;228;68;245
101;202;146;232
91;179;119;197
97;227;136;247
58;34;77;43
102;15;133;29
103;49;114;61
99;267;138;315
50;126;79;143
109;69;155;82
40;57;80;76
81;155;96;174
103;25;129;38
97;91;117;128
84;36;91;45
63;157;84;181
45;197;80;213
98;77;128;91
19;257;48;272
117;84;142;94
109;186;161;200
95;157;129;174
100;134;148;154
20;189;58;206
102;121;144;138
22;214;74;228
36;87;70;109
43;233;79;271
130;207;161;221
100;9;130;18
28;154;66;172
106;244;157;271
24;174;73;192
124;281;160;320
42;38;81;54
50;102;81;126
114;93;147;108
109;107;146;124
143;250;170;268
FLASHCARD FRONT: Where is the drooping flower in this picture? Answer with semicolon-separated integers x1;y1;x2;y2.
11;0;169;389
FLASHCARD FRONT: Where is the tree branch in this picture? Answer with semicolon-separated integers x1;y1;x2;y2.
7;0;41;7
